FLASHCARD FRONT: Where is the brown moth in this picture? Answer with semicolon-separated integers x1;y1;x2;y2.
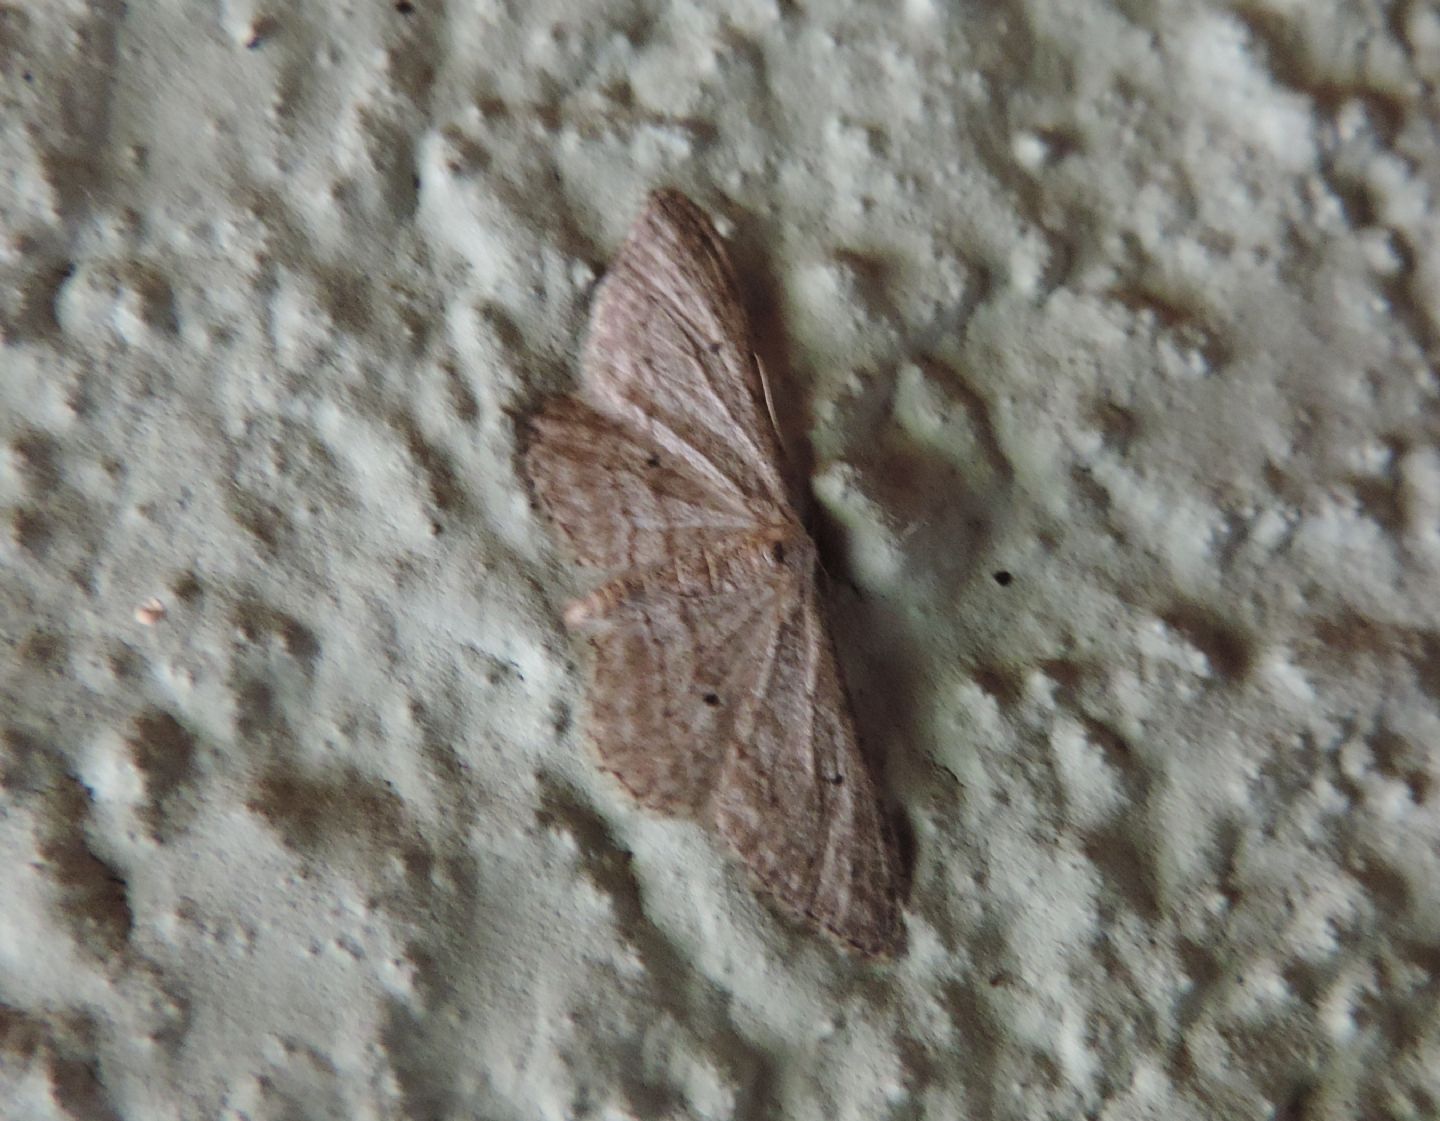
523;189;903;957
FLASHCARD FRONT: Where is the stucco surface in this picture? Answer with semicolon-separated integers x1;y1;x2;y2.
2;3;1438;1119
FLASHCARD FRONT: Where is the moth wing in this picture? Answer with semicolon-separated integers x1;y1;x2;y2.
710;580;903;957
524;395;758;569
581;189;792;516
581;579;788;816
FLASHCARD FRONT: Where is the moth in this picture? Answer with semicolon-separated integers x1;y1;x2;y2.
523;189;903;957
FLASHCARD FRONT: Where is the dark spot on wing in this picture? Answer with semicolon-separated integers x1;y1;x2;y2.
702;692;720;706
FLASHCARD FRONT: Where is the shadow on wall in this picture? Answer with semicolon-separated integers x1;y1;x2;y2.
806;355;1018;898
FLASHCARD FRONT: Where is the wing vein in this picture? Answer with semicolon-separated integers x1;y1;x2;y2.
650;285;785;508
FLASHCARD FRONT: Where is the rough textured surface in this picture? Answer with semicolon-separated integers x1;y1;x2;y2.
1;2;1438;1119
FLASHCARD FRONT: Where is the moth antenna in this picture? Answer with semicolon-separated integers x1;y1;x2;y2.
755;352;783;446
754;351;816;527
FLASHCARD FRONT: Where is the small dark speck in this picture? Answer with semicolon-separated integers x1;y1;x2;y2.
23;72;34;83
771;542;786;563
707;341;722;354
396;0;415;12
826;773;844;785
646;453;660;468
245;16;278;46
702;692;720;706
993;570;1013;586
